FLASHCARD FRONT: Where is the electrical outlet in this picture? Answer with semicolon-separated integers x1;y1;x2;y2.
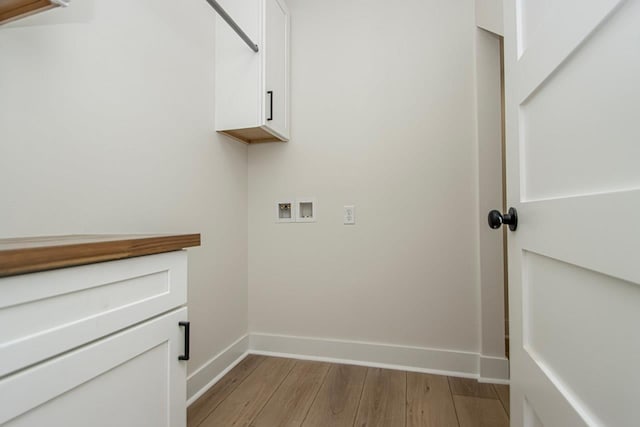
344;205;355;225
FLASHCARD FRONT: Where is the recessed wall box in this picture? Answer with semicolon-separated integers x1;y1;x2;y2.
276;201;295;223
295;198;315;223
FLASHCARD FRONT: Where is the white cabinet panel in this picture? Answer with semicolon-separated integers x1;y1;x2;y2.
0;251;187;376
0;308;188;427
215;0;262;133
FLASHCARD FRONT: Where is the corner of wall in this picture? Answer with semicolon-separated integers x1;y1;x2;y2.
479;355;510;383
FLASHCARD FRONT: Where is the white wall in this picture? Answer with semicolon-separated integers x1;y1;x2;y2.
248;0;483;362
0;0;248;392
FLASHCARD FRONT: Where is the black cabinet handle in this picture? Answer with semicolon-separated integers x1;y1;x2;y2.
267;91;273;121
178;321;190;361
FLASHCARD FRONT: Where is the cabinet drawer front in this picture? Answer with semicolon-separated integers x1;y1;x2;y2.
0;308;187;427
0;251;187;377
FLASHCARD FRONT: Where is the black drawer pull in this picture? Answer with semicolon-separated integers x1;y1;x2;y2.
178;321;190;361
267;91;273;121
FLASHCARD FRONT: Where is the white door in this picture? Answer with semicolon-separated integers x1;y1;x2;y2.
0;308;188;427
503;0;640;426
263;0;289;139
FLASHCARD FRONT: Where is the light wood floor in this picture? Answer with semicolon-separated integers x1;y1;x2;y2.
188;355;510;427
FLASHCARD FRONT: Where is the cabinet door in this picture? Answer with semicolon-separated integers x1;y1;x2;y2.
263;0;289;139
0;308;188;427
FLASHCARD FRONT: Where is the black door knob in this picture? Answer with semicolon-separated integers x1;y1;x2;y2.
488;207;518;231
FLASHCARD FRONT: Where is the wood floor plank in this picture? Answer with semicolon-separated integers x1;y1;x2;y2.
251;360;330;427
199;356;295;427
354;368;406;427
493;384;510;416
448;377;497;399
406;372;459;427
302;364;367;427
453;395;509;427
188;355;265;427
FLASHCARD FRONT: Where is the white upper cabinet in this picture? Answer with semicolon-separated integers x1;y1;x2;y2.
215;0;290;144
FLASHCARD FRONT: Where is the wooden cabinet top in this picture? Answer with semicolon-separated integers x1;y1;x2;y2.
0;234;201;277
0;0;60;25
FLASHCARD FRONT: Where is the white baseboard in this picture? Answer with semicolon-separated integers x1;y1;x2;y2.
187;333;510;407
249;333;485;379
186;334;249;405
479;355;510;384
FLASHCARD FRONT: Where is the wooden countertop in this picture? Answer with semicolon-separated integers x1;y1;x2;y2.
0;234;201;277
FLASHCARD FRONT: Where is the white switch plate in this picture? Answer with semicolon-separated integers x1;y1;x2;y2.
344;205;355;225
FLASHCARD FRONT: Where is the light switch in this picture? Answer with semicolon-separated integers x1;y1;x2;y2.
344;205;355;225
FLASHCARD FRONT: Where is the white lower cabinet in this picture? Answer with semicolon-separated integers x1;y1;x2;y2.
0;251;190;427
